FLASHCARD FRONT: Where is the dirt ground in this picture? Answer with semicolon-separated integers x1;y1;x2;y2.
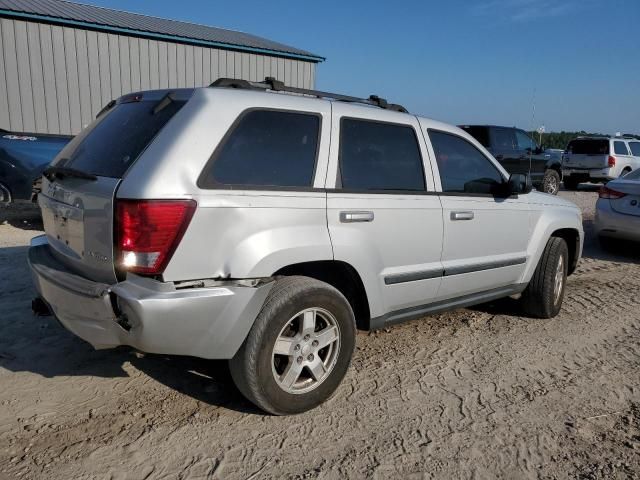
1;189;639;480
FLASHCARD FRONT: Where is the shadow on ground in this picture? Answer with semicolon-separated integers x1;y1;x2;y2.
0;203;43;230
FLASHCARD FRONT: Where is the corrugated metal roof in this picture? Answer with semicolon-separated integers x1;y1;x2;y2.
0;0;324;62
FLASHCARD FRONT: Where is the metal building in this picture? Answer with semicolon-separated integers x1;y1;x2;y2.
0;0;323;135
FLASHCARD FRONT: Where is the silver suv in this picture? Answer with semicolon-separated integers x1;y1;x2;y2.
29;78;584;414
563;136;640;190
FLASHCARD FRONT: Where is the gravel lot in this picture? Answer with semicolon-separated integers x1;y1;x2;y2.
1;189;639;479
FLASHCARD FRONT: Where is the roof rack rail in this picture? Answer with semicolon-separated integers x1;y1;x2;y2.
209;77;408;113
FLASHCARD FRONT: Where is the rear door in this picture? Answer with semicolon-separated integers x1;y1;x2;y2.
424;128;530;299
39;91;190;283
326;104;443;318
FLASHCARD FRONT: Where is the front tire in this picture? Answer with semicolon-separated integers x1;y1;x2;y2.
521;237;568;319
229;276;356;415
542;169;561;195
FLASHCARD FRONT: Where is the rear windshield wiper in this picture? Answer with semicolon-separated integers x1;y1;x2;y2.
152;92;176;115
43;165;97;181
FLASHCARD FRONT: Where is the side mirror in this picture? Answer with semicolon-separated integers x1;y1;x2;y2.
508;173;532;194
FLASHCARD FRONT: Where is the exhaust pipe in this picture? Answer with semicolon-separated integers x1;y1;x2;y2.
0;183;10;203
32;297;52;316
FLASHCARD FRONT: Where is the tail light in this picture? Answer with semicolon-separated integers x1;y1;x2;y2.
608;156;616;167
599;186;626;199
115;199;196;275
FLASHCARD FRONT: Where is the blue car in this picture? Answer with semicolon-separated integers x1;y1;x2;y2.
0;130;72;203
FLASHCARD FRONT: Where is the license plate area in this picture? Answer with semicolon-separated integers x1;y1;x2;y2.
40;195;85;260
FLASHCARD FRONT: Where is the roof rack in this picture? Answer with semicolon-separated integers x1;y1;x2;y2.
209;77;408;113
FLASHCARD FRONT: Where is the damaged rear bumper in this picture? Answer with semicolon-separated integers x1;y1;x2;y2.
28;238;272;359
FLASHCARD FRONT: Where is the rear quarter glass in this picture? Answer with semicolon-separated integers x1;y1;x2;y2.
52;98;186;178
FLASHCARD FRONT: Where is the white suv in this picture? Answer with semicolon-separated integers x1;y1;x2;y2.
563;136;640;190
29;78;584;414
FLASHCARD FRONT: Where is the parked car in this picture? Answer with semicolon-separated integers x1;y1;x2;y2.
0;130;72;203
562;136;640;190
29;78;583;415
595;167;640;243
459;125;563;195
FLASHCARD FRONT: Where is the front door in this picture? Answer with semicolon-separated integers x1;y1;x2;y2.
325;104;443;320
424;128;530;300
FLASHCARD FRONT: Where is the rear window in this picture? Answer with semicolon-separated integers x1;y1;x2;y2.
567;139;609;155
52;99;185;178
199;109;320;188
614;141;629;155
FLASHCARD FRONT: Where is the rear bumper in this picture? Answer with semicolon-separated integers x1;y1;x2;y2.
594;200;640;242
563;167;614;182
28;238;272;359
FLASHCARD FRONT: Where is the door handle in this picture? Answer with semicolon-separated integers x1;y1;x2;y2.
340;211;374;223
495;154;504;161
450;211;474;221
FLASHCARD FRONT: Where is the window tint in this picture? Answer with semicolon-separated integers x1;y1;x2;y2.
567;139;609;155
515;130;536;151
429;130;504;194
202;110;320;188
630;142;640;156
53;100;185;178
460;126;490;147
339;119;425;191
490;127;517;150
614;141;629;155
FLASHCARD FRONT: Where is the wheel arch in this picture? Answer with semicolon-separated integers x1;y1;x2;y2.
274;260;371;330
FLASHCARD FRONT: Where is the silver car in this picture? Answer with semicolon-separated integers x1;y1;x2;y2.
595;168;640;243
28;78;584;414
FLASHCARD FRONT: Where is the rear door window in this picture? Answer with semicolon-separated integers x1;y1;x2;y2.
567;139;609;155
52;98;186;178
614;141;630;155
629;142;640;156
429;130;504;194
338;118;425;191
200;109;320;188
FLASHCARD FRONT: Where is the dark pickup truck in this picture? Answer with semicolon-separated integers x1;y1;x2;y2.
0;130;72;203
460;125;563;195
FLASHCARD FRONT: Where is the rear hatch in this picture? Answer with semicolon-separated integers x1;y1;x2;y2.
564;139;610;169
38;90;191;283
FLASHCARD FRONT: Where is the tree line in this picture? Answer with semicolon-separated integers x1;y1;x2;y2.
527;131;607;150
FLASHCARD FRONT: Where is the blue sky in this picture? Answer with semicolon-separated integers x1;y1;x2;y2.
85;0;639;134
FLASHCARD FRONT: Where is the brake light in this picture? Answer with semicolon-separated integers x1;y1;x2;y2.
608;156;616;167
116;199;196;275
599;186;626;199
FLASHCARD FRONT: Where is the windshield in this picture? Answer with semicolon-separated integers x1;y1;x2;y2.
52;99;185;178
567;139;609;155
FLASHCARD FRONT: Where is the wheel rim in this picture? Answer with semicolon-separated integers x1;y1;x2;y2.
553;255;565;305
544;174;559;194
271;307;341;395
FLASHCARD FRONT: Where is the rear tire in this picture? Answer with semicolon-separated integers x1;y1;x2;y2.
229;276;356;415
521;237;568;319
563;177;580;190
542;169;561;195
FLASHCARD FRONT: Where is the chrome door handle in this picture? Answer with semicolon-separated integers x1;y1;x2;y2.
450;211;474;221
340;211;374;223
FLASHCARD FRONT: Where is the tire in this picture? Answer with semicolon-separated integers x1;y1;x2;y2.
229;276;356;415
563;177;580;191
521;237;568;319
542;169;561;195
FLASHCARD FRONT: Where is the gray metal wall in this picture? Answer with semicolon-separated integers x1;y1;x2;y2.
0;17;317;135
